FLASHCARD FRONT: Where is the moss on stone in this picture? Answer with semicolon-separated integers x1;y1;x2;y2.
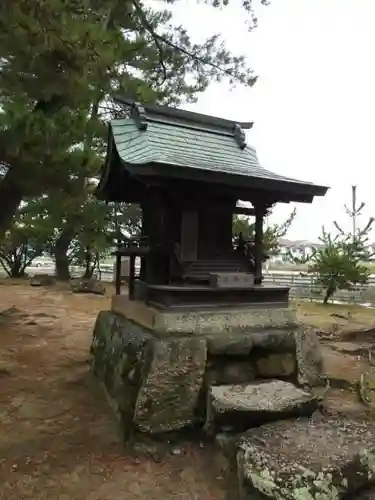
236;417;375;499
91;311;207;438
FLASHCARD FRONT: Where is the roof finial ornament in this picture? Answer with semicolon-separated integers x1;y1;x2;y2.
131;102;148;131
233;123;246;149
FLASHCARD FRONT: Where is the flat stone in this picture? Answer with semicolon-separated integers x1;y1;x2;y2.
91;311;207;437
111;296;298;335
160;307;298;335
205;380;317;433
237;416;375;499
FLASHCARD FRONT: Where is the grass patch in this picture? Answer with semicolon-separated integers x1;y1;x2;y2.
295;300;375;332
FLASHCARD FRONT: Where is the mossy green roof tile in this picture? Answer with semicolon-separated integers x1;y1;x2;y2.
110;118;311;186
97;100;328;203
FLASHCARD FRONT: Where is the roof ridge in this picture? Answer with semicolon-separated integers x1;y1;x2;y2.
114;98;252;149
115;96;254;130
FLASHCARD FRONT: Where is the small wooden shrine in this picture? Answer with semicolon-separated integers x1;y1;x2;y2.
96;98;328;310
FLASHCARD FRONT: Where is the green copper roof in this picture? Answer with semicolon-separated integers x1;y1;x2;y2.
101;100;328;201
110;118;312;187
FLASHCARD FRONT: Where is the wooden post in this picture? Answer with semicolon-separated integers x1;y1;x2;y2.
115;253;121;295
254;204;265;285
128;254;136;300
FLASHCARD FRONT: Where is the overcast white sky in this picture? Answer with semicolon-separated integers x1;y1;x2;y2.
162;0;375;242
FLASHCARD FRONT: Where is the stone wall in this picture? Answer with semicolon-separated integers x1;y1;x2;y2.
90;310;324;439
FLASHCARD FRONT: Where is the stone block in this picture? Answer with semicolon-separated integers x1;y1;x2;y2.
206;329;295;357
255;353;296;378
209;272;254;288
110;296;298;335
71;278;105;295
91;310;151;436
294;327;325;387
91;311;207;438
207;359;256;385
236;416;375;499
134;336;207;433
156;306;298;335
29;274;56;287
206;327;323;387
205;380;317;433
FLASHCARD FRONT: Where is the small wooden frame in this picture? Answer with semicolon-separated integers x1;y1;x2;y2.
113;237;149;298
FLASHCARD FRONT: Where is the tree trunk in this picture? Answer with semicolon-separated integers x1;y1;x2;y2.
82;247;94;279
54;229;73;281
10;264;26;278
0;168;24;239
323;286;335;304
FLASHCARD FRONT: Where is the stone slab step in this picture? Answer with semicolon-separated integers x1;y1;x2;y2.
205;380;318;433
236;416;375;499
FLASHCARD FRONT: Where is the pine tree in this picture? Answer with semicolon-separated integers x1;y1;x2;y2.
0;0;258;237
308;186;374;303
232;208;296;257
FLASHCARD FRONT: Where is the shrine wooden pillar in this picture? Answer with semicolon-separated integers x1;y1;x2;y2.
115;252;122;295
254;204;266;285
128;254;136;300
141;193;171;285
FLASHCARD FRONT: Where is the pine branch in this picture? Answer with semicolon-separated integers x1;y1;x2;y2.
130;0;256;86
132;0;168;84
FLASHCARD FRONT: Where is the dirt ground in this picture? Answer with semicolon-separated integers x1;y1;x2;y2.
1;284;375;500
0;282;234;500
296;300;375;415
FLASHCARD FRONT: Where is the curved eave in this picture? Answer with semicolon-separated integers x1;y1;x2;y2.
119;159;329;204
95;133;151;203
97;122;329;204
95;128;114;200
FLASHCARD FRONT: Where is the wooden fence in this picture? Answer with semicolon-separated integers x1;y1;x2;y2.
4;263;375;305
262;272;375;304
93;265;375;305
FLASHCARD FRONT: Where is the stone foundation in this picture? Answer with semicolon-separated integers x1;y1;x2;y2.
90;301;375;500
90;299;324;439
